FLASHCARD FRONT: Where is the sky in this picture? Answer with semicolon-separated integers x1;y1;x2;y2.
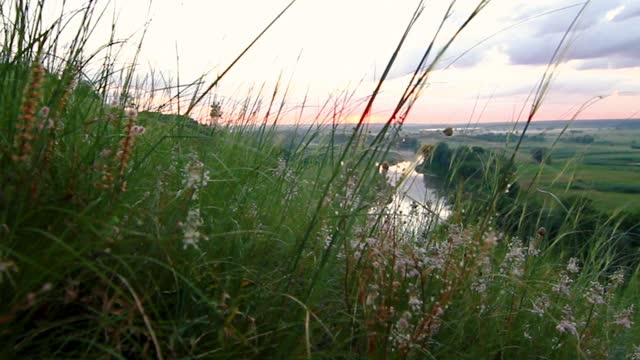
40;0;640;124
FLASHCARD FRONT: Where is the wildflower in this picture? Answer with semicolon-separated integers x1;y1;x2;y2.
566;258;580;274
552;272;572;296
407;268;420;278
530;295;550;316
614;305;635;329
13;57;44;163
556;305;578;336
365;291;378;307
125;107;138;119
472;277;488;295
115;112;141;190
397;315;410;330
628;345;640;360
408;294;422;313
527;239;540;257
39;106;50;119
131;125;146;135
585;281;606;305
94;148;115;190
501;238;526;277
390;310;415;350
180;208;207;249
52;72;76;116
183;158;210;191
482;231;499;249
37;118;54;130
504;183;513;193
609;269;626;289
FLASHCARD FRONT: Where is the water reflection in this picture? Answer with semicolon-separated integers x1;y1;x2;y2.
384;160;449;235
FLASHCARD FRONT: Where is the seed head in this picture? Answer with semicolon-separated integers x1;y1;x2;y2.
537;226;547;237
131;125;146;135
126;107;138;120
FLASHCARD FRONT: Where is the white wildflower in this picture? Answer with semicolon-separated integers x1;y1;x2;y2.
276;159;296;184
566;257;580;274
483;231;499;249
180;208;207;249
552;272;572;296
183;157;210;192
585;281;606;305
407;267;420;278
609;269;626;289
425;243;447;271
614;305;635;329
628;344;640;360
556;305;578;336
530;295;550;317
408;294;422;313
501;238;526;277
472;277;488;295
527;238;540;257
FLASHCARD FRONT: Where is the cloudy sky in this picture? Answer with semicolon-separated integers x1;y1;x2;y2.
45;0;640;124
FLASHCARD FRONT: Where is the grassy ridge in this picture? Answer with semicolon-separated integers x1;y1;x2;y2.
1;1;640;359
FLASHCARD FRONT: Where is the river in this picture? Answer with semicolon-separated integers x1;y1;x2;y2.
384;159;449;235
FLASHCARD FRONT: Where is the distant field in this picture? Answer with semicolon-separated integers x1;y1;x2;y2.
408;124;640;211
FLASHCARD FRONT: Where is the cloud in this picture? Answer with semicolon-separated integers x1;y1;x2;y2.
504;1;640;69
388;0;640;78
575;56;640;70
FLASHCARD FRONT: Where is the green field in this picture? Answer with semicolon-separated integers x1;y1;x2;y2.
409;126;640;211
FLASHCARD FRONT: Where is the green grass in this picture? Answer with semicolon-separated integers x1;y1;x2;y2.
1;1;640;359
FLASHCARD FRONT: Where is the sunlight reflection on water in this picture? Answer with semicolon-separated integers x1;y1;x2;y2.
383;160;450;236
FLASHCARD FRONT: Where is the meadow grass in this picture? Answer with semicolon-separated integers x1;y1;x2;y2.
1;1;639;359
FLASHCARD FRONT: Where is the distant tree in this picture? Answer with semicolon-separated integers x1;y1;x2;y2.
432;142;452;170
530;134;546;142
398;136;419;151
531;147;551;164
566;135;595;144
